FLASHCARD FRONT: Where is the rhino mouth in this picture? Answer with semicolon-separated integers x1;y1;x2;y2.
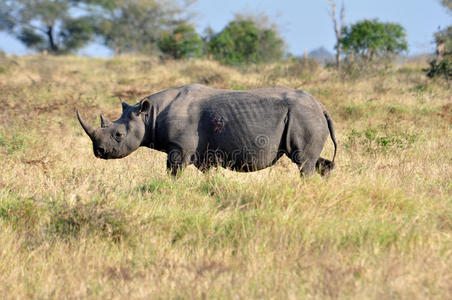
96;154;115;160
94;152;106;159
95;152;126;160
94;146;123;159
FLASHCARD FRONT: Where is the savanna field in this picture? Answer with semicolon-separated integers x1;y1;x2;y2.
0;55;451;299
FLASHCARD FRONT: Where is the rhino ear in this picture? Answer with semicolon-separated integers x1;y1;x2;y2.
121;101;129;112
139;99;151;115
100;114;112;128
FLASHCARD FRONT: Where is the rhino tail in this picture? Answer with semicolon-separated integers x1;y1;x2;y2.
324;110;337;163
316;110;337;176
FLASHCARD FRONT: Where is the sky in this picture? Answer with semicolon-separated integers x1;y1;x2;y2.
0;0;451;57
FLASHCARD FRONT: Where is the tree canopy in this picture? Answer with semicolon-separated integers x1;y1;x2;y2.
440;0;452;11
207;16;285;65
0;0;290;64
0;0;196;55
94;0;195;55
158;24;203;59
434;0;451;56
0;0;96;53
340;19;408;61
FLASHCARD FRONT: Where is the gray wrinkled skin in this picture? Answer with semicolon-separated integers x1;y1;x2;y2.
77;84;337;177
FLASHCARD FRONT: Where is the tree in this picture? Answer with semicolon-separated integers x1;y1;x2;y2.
208;16;284;65
0;0;95;54
424;0;452;82
340;19;408;62
158;24;202;59
439;0;452;11
328;0;345;70
435;26;452;59
94;0;196;55
436;0;452;58
255;25;285;64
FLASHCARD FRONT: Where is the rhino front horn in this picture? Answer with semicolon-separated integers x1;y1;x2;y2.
76;110;95;141
100;114;112;128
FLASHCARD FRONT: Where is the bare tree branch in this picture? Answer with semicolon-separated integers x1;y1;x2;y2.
329;0;345;70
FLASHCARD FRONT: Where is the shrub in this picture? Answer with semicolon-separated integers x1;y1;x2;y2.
266;58;319;83
424;56;452;81
424;26;452;82
339;19;407;77
158;24;203;59
340;19;408;62
181;63;226;85
286;57;319;77
208;18;284;65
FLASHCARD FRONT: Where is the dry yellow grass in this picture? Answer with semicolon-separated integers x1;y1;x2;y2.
0;55;451;299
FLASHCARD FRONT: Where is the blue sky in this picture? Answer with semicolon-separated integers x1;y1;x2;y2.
0;0;450;56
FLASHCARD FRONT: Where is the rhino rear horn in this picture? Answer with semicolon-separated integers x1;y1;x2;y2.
100;114;112;128
76;110;95;141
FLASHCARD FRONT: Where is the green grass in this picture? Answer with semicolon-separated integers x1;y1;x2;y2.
0;55;451;299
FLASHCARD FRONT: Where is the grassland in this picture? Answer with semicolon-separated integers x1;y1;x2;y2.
0;55;451;299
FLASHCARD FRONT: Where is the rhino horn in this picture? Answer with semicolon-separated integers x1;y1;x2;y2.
100;114;112;128
77;110;95;141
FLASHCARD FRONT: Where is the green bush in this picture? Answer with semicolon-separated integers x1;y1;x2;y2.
424;56;452;80
340;19;408;62
424;26;452;81
208;19;284;65
339;19;407;77
158;24;203;59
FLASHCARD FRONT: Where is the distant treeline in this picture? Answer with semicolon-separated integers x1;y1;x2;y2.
0;0;450;73
0;0;285;65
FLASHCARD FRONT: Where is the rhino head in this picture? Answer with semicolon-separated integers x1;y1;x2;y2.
77;100;151;159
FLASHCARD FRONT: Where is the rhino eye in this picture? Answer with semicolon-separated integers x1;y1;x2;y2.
114;131;124;141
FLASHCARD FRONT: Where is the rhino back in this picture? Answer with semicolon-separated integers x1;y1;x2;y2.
197;92;288;151
152;84;326;159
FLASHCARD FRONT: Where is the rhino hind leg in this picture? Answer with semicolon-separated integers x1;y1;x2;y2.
300;160;317;177
285;134;327;177
315;157;335;176
286;150;317;177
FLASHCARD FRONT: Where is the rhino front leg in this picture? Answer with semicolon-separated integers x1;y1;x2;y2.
167;147;184;176
166;146;194;176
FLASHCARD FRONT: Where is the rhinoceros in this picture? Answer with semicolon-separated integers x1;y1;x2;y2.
77;84;337;176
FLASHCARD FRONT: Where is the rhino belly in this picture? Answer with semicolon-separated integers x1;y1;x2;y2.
197;112;286;171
